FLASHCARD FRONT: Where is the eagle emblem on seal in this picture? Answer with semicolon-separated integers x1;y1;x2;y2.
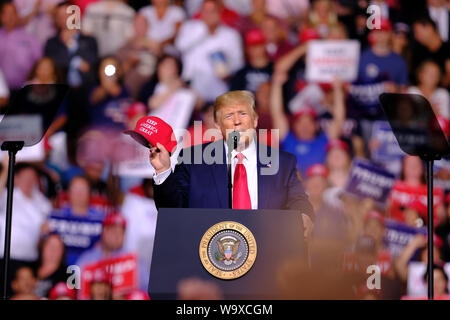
215;236;242;266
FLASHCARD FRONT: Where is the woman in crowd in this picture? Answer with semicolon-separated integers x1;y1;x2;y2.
33;233;68;298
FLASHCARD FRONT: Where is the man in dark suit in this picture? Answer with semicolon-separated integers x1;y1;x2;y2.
149;90;314;240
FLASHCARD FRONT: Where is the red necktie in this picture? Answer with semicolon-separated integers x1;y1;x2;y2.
233;153;251;209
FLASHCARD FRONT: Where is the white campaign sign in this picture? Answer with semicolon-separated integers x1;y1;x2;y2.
305;40;360;82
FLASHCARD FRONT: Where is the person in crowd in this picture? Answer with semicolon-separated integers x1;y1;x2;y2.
76;213;149;292
88;268;113;300
138;0;186;54
304;0;338;38
238;0;270;35
13;0;64;45
265;0;309;32
45;1;99;88
50;175;105;265
0;162;52;270
88;56;131;130
175;0;244;102
426;0;449;42
304;163;329;212
82;0;135;57
324;139;352;189
116;14;158;99
229;29;273;94
9;266;40;300
33;233;68;298
260;15;293;62
354;18;408;127
191;0;241;30
120;179;157;280
412;16;450;88
0;2;42;91
48;281;76;300
408;60;450;120
144;54;196;133
394;233;443;284
270;71;345;177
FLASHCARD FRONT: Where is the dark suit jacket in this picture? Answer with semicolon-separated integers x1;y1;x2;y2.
153;140;315;220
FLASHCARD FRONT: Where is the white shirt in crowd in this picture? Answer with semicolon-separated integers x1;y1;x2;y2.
149;84;196;134
0;188;52;261
266;0;310;20
153;138;258;210
139;5;186;43
407;86;450;120
82;1;135;57
429;4;449;42
121;192;158;275
175;19;244;102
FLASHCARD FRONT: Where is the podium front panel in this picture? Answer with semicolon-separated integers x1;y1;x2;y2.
148;208;306;299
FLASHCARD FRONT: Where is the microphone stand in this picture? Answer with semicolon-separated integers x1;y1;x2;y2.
227;133;239;209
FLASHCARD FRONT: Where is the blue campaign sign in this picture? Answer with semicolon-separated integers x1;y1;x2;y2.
383;218;426;258
48;214;103;265
344;158;396;206
371;121;405;163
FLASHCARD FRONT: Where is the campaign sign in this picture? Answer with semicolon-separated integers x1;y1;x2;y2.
305;40;360;82
48;214;103;263
388;181;444;225
371;121;405;163
344;159;396;206
383;218;426;259
80;254;139;299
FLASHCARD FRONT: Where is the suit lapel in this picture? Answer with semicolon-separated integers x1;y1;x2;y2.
209;140;228;208
257;143;271;209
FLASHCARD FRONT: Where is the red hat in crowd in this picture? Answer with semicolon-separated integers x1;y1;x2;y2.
245;29;266;46
376;18;393;32
403;199;425;214
298;27;320;43
292;106;318;121
306;164;329;178
103;213;127;229
364;210;385;225
124;290;150;300
125;102;147;120
49;282;76;300
123;116;177;154
325;139;350;153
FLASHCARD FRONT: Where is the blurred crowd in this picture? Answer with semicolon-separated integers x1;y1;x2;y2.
0;0;449;300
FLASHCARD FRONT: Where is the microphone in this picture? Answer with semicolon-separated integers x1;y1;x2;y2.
227;131;240;151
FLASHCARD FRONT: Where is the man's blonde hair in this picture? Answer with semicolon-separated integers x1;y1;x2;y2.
214;90;257;121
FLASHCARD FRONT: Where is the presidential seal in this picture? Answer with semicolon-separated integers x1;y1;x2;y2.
199;221;257;280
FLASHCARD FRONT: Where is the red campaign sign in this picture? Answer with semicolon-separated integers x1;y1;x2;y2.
388;181;444;225
80;254;138;300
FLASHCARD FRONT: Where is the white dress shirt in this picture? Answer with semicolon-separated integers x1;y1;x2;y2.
429;5;449;42
153;138;259;209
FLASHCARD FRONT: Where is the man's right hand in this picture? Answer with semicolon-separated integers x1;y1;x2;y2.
149;143;171;174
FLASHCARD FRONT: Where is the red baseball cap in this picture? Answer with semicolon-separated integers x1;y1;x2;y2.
245;29;266;46
325;139;350;152
103;213;127;229
49;282;76;300
123;116;177;154
292;106;318;121
306;164;328;178
298;27;320;43
124;290;150;300
125;102;147;120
